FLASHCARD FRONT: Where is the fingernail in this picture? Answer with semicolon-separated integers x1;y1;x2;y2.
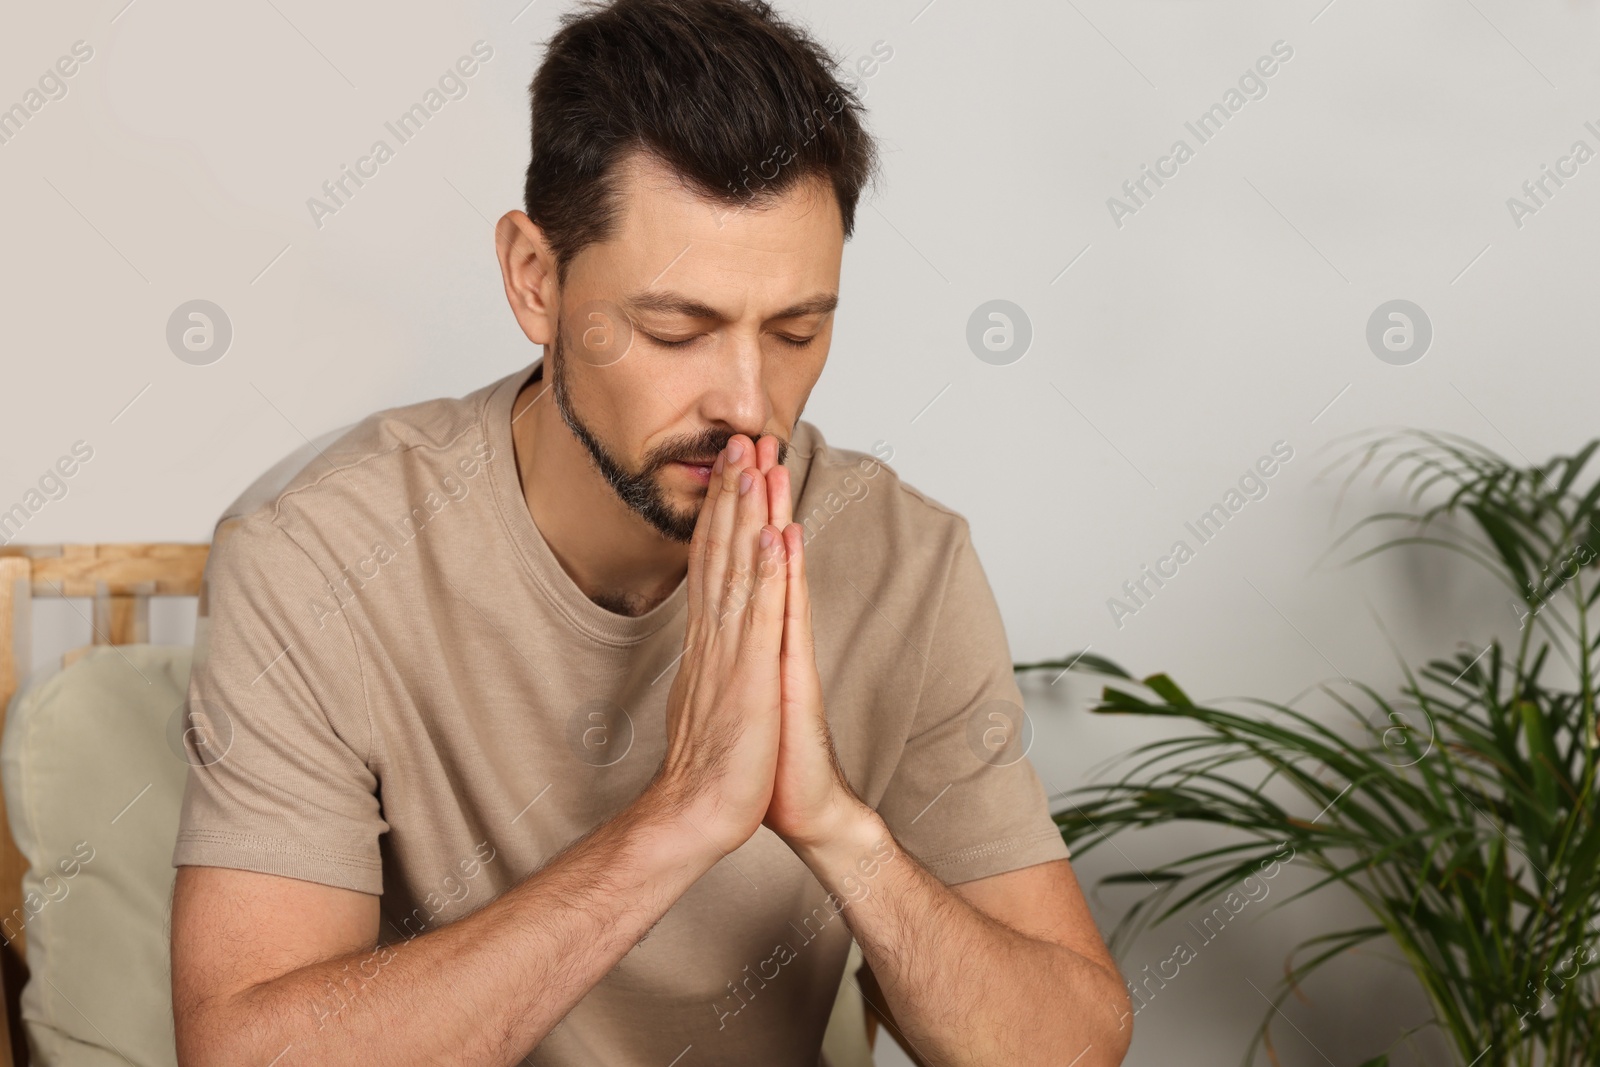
712;453;724;474
760;527;774;549
738;471;753;495
728;440;744;462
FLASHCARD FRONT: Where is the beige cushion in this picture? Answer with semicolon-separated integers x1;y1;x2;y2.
1;644;191;1067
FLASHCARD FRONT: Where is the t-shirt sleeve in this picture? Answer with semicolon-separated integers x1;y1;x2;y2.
874;520;1071;885
171;513;388;894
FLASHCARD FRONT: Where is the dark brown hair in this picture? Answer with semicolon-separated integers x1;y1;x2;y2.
523;0;881;286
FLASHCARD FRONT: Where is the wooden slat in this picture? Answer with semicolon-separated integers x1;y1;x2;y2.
0;557;33;1027
0;559;27;720
91;585;150;647
23;544;206;598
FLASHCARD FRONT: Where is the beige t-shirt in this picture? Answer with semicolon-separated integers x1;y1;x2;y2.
172;357;1070;1065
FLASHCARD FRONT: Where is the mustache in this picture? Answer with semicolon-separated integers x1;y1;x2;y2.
657;432;789;468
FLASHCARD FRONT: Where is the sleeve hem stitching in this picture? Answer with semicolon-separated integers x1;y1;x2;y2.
176;828;382;871
919;825;1064;872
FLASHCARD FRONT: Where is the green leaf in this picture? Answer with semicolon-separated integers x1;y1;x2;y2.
1519;699;1561;814
1141;672;1194;707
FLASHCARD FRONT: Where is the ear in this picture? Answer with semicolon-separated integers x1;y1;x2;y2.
495;210;558;347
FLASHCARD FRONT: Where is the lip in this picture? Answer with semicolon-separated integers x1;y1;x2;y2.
673;460;715;485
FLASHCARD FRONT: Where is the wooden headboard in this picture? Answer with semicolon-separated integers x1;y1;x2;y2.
0;543;209;1067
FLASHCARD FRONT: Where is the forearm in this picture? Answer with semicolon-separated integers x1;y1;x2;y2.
185;787;718;1066
797;805;1131;1067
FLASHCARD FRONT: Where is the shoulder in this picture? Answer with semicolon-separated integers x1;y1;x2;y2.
787;420;973;579
214;375;504;547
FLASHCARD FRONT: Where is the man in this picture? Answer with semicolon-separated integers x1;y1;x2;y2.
169;0;1132;1063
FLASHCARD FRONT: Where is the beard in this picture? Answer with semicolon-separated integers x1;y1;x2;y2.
547;317;790;544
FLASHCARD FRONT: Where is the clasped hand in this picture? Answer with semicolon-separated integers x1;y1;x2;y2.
654;432;860;857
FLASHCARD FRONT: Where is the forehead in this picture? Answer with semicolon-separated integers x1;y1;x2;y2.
571;150;844;311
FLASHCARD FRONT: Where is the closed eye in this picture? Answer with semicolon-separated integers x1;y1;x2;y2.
644;332;817;349
644;332;699;348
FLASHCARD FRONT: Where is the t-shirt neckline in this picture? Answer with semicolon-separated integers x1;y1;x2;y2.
483;357;689;647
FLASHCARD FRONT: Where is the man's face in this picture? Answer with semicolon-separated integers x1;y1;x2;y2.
546;151;843;543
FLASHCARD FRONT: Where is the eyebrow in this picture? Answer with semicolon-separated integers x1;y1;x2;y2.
619;288;838;323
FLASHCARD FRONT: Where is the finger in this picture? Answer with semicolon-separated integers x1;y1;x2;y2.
747;524;788;649
721;448;767;632
702;435;751;618
754;432;779;475
686;447;728;627
767;463;792;533
755;433;791;532
781;523;815;660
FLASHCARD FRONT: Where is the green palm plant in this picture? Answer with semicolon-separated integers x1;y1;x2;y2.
1016;429;1600;1066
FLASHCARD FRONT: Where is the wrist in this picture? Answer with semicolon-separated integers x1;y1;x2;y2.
789;796;893;874
632;774;750;872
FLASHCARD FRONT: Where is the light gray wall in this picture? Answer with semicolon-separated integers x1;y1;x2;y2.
4;1;1597;1064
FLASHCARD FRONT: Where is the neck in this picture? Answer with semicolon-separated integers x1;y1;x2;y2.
509;363;689;617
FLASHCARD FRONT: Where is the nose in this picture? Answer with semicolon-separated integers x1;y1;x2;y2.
699;337;771;446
